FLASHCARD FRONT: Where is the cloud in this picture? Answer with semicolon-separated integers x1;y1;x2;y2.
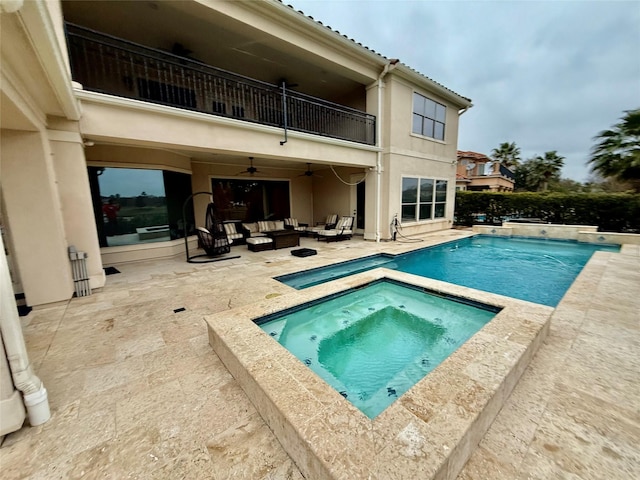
289;0;640;181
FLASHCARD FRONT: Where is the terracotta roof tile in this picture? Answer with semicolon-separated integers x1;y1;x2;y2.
281;1;471;102
457;150;491;161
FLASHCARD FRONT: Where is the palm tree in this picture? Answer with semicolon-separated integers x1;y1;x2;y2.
534;151;564;192
588;108;640;192
491;142;521;171
514;157;542;191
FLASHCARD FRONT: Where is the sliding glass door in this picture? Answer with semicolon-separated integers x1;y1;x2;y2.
210;178;290;222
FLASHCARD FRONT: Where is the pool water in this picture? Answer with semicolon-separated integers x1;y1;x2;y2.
276;236;619;306
257;279;498;418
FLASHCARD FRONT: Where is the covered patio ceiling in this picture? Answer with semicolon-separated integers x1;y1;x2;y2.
82;140;368;176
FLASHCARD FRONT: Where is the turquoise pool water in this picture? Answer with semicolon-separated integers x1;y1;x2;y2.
257;279;498;419
276;236;619;306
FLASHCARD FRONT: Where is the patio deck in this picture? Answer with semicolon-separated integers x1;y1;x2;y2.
1;231;638;479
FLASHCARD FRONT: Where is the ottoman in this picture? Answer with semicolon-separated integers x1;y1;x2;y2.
247;237;274;252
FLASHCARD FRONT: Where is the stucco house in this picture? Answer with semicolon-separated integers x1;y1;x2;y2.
1;0;471;308
456;150;515;192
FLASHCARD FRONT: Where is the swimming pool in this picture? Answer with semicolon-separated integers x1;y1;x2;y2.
276;236;619;306
256;278;498;418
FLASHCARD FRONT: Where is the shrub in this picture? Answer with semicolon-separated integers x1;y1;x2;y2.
454;192;640;233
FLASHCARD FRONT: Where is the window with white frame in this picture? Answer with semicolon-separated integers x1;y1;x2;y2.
412;93;446;141
401;177;448;222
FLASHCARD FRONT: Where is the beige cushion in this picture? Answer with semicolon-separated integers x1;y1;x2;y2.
317;230;336;237
242;223;258;233
223;223;237;235
258;221;270;232
246;237;273;245
273;220;284;231
335;217;349;229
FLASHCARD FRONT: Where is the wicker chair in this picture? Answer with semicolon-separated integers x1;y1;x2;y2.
196;203;231;256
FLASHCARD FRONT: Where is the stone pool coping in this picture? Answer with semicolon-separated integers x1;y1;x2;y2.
205;268;553;480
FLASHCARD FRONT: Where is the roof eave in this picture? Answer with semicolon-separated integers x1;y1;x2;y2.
268;1;472;105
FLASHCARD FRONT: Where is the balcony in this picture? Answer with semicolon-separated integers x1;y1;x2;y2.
65;24;375;145
499;164;516;181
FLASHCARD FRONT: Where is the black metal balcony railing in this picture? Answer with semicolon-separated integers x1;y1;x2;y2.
65;24;376;145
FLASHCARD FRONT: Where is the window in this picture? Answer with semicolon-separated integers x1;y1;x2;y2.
88;167;194;247
412;93;446;141
401;177;448;222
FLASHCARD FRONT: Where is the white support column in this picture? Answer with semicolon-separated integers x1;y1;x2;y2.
1;129;75;305
48;126;105;290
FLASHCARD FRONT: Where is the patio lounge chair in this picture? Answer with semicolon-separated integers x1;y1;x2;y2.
316;216;354;242
305;214;338;236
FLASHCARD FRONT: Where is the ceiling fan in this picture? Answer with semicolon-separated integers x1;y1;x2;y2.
237;157;260;176
298;163;322;178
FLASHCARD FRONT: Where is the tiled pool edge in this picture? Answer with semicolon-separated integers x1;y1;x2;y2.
205;269;553;480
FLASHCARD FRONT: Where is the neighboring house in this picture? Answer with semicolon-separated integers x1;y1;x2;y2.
456;151;515;192
1;0;472;308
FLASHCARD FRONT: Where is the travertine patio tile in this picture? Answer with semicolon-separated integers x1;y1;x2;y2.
516;447;584;480
178;380;256;441
146;440;215;480
65;426;168;479
2;232;638;480
115;331;166;361
477;417;531;471
78;375;151;418
567;332;640;372
557;359;639;408
457;446;519;480
583;307;640;334
81;355;147;396
205;412;294;480
527;403;640;479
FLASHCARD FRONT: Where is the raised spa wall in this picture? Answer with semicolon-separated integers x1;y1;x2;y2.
206;268;553;480
473;223;640;245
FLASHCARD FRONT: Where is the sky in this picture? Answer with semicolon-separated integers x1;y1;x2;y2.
100;168;165;197
288;0;640;182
